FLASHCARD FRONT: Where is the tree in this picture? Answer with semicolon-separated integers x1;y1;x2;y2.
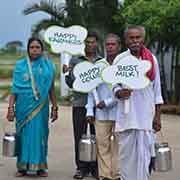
24;2;123;36
23;0;124;54
23;0;180;104
5;40;24;53
162;0;180;103
114;0;180;104
23;0;66;36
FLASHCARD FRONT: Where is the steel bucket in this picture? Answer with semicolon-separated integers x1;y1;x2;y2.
2;132;17;157
154;142;172;172
79;124;96;162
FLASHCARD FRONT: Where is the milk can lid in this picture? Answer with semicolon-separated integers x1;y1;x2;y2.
4;132;16;136
155;142;169;148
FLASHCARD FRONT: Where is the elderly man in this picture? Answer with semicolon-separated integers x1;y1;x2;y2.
86;33;121;180
113;25;163;180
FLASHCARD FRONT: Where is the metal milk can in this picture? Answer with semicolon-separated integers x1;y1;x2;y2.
154;142;172;172
2;132;17;157
79;123;96;162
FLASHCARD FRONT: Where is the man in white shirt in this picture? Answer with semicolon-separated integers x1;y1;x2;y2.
113;25;163;180
86;34;121;180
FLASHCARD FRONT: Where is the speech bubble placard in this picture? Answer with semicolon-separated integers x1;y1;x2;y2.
102;55;151;89
44;25;87;55
73;59;109;93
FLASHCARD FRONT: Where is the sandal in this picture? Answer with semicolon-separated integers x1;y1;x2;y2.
73;170;84;179
15;171;26;177
37;170;48;177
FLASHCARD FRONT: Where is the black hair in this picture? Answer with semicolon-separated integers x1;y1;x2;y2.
27;37;44;56
87;31;99;41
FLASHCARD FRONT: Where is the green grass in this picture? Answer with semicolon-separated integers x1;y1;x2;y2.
0;53;25;61
0;85;11;100
0;84;11;90
0;52;60;61
0;68;13;78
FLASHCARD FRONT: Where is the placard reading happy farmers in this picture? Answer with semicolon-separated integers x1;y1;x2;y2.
44;25;87;55
102;55;151;89
44;25;88;97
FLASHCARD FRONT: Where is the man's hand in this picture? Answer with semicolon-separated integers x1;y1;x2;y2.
153;104;161;132
62;64;72;73
96;101;106;109
115;89;132;99
153;117;161;132
86;116;95;124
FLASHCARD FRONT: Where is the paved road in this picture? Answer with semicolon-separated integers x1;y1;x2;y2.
0;103;179;180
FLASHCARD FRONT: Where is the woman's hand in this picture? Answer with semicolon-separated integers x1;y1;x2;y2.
51;106;58;122
7;106;15;122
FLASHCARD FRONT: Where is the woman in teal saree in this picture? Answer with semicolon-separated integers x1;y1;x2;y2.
7;37;58;177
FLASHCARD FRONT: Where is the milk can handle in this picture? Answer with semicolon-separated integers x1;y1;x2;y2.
111;125;115;141
86;123;91;136
3;120;16;134
93;89;100;105
160;131;165;143
156;130;165;143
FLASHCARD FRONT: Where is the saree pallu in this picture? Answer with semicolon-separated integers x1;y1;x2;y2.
12;56;55;171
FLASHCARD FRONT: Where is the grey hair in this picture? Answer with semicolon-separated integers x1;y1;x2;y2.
105;33;121;45
124;25;146;39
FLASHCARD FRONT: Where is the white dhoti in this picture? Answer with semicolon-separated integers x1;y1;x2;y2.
117;129;154;180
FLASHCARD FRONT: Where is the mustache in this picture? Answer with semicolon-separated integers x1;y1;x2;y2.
131;43;140;46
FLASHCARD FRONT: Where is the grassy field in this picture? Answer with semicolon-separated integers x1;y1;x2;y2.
0;52;24;60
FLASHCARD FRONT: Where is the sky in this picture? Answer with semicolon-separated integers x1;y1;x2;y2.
0;0;65;48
